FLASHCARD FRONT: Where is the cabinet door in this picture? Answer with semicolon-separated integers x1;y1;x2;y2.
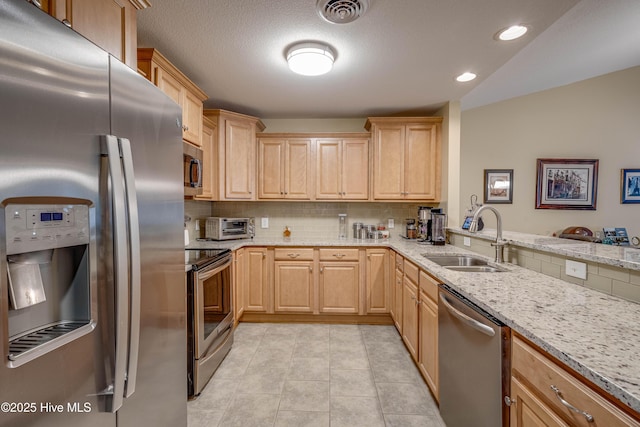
510;377;570;427
402;277;419;360
285;139;312;199
195;117;217;200
225;119;255;199
56;0;137;69
233;249;245;322
404;123;439;200
182;90;203;147
342;139;369;199
155;65;182;107
366;249;389;313
258;139;285;199
316;139;341;199
418;290;438;401
319;262;359;314
394;269;403;332
245;248;268;312
373;125;404;199
274;261;314;313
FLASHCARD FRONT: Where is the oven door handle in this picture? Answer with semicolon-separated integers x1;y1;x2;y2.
197;257;232;281
440;292;495;337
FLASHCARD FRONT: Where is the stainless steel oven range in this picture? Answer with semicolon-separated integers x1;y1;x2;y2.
186;248;233;398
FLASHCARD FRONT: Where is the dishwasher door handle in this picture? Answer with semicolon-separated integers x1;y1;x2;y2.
440;293;495;337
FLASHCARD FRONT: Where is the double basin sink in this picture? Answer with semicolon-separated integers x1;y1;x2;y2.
422;254;507;273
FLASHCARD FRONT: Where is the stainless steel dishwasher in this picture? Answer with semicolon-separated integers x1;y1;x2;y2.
438;284;511;427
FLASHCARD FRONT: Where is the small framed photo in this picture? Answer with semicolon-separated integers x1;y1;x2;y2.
535;159;598;210
621;169;640;204
484;169;513;204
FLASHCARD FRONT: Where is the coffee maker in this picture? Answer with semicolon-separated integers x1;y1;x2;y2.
430;209;447;245
417;206;431;241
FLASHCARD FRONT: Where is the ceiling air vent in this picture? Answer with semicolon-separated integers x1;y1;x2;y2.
316;0;370;24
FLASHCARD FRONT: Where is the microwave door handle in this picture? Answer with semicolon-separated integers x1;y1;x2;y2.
101;135;130;413
190;158;202;187
119;138;141;398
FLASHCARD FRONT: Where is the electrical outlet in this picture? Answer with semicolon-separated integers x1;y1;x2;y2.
261;217;269;228
463;237;471;247
566;260;587;280
388;219;395;229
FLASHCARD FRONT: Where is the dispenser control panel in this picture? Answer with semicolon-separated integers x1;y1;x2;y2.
5;203;90;255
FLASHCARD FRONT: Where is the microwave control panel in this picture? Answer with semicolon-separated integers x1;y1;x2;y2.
5;203;90;254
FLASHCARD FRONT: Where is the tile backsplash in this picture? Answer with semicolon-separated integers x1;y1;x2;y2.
185;200;441;240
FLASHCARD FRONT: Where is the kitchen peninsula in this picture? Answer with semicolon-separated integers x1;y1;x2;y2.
187;230;640;422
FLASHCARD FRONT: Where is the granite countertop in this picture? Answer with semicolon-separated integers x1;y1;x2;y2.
449;227;640;271
186;234;640;414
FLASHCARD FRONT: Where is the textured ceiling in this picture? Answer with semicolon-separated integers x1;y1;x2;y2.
136;0;637;118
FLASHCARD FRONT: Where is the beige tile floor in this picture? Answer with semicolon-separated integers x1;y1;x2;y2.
188;322;446;427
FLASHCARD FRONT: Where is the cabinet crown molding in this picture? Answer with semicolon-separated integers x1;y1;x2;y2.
257;132;370;139
204;109;266;131
364;116;443;130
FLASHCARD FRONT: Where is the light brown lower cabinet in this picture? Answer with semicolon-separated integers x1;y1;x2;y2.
233;248;245;323
510;334;640;427
418;288;438;401
244;247;269;312
401;272;419;361
274;261;315;313
318;262;360;314
366;249;390;313
393;268;403;333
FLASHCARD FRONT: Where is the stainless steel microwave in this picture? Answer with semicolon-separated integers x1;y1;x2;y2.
184;141;203;196
205;217;254;240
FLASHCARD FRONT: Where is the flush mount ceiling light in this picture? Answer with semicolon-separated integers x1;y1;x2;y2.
316;0;369;24
456;72;477;82
286;42;335;76
496;25;528;41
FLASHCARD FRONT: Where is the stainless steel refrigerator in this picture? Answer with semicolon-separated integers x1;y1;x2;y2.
0;1;187;426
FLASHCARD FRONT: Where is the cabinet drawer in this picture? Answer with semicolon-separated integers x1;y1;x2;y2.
404;260;419;284
395;253;404;272
274;248;314;261
419;270;440;303
319;248;359;261
512;335;640;427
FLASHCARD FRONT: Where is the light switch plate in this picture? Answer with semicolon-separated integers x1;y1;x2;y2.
463;237;471;247
566;260;587;280
388;219;394;229
261;217;269;228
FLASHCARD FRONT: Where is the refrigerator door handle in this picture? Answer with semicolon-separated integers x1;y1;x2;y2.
119;137;141;398
102;135;130;413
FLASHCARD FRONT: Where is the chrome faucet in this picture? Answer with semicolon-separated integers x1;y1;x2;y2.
469;205;508;263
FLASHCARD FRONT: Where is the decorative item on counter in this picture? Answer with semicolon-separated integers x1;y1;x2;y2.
404;218;417;239
558;226;601;243
602;227;630;246
283;225;291;241
353;222;363;239
338;213;347;239
462;195;484;231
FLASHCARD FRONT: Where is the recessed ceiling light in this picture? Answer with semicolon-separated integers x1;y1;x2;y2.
456;72;477;83
286;42;336;76
497;25;528;41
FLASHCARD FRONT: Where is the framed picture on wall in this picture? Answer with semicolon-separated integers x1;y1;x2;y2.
484;169;513;204
621;168;640;204
535;158;598;210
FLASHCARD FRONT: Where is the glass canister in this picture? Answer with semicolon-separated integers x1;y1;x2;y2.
338;214;347;239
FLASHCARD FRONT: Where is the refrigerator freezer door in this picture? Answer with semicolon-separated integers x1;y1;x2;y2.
0;2;114;426
109;59;187;427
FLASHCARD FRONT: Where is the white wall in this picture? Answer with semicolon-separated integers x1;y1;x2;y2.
460;66;640;239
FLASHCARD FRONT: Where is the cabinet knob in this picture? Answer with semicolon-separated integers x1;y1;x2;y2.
309;266;313;273
61;19;72;28
333;253;345;259
504;396;516;407
287;253;300;258
320;267;324;273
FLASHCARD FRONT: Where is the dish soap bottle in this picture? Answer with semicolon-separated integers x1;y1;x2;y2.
283;225;291;241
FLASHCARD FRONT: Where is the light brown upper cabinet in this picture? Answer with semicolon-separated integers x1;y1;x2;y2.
194;116;218;201
366;117;442;201
257;136;313;200
43;0;149;70
316;135;370;200
204;110;266;200
138;48;208;147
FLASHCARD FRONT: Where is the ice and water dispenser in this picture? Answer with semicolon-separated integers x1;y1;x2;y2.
4;200;95;367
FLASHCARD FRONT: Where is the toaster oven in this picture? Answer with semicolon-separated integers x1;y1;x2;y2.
205;217;254;240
